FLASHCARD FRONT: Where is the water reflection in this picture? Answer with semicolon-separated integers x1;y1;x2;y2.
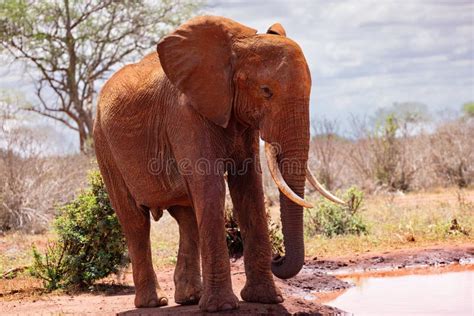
326;265;474;315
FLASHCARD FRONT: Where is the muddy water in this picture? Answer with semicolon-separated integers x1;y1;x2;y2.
325;265;474;315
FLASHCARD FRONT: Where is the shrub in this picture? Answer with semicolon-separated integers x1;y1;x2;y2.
430;120;474;188
0;98;91;233
225;208;243;258
267;214;284;255
29;171;127;290
370;114;421;192
346;111;426;193
225;207;284;258
310;118;345;191
305;186;368;238
463;102;474;117
30;242;68;291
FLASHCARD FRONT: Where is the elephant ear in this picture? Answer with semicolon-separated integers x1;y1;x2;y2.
267;23;286;36
157;16;256;128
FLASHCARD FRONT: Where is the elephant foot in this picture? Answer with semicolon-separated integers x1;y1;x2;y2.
198;287;239;312
241;281;283;304
175;280;203;305
134;289;168;308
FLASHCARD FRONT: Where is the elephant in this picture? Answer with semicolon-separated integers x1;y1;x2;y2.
93;16;345;313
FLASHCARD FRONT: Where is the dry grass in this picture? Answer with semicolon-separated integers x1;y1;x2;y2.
146;187;474;266
0;231;54;273
305;188;474;258
0;188;472;276
150;214;180;270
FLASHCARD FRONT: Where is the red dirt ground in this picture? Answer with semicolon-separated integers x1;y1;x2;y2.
1;244;473;315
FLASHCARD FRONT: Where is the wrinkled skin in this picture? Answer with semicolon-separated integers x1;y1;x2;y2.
94;16;312;312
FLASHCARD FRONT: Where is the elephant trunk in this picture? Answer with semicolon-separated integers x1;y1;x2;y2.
264;111;310;279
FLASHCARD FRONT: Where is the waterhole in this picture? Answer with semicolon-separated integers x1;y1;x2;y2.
325;265;474;315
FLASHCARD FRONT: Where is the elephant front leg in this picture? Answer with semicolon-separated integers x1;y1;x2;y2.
186;175;239;312
169;206;203;305
228;167;283;304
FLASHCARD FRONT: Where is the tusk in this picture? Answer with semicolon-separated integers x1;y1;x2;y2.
264;142;313;209
306;167;346;205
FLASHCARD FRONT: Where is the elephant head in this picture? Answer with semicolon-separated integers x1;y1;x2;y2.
157;16;345;279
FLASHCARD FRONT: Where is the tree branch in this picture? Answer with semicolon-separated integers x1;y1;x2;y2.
25;108;78;131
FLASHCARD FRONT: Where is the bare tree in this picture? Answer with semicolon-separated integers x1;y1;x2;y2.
0;0;200;152
0;93;91;232
310;118;344;191
430;118;474;188
345;114;376;191
346;112;425;193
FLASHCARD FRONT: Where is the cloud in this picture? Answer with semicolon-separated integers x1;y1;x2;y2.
206;0;474;123
1;0;472;147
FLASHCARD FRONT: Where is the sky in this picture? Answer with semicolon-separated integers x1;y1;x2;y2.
0;0;473;152
206;0;474;122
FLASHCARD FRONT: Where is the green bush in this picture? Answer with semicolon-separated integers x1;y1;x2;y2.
225;208;243;258
372;114;405;190
305;186;368;238
267;214;284;255
225;207;283;258
463;102;474;117
30;242;68;291
30;171;127;290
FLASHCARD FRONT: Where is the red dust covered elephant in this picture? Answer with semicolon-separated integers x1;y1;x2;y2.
93;15;345;313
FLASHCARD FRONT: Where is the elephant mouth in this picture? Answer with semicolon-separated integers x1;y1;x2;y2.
263;142;346;207
271;253;284;264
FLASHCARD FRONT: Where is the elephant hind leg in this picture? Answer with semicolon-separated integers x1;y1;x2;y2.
168;206;203;305
94;131;167;308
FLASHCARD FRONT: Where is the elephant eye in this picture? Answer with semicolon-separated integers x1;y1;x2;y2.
260;85;273;99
